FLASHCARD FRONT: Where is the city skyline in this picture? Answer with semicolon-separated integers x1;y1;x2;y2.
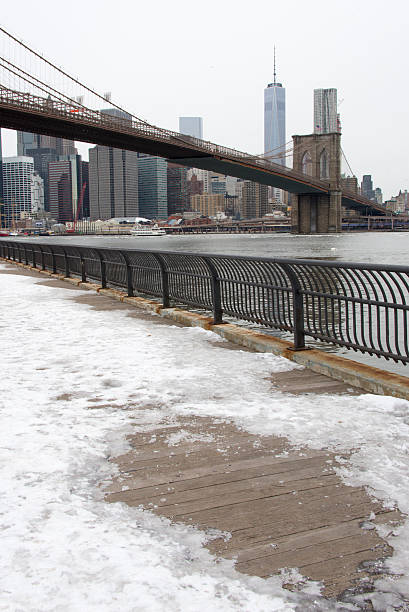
0;0;408;200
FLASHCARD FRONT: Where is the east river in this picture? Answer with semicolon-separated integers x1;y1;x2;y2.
4;231;409;377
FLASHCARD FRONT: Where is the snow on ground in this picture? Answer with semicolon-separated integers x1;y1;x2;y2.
0;265;408;611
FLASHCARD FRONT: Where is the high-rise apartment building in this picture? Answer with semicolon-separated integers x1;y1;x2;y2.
239;181;269;219
2;156;35;226
89;146;138;220
190;194;225;217
138;155;168;219
31;172;45;214
314;89;338;134
179;117;203;140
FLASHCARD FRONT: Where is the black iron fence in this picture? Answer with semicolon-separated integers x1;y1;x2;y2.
1;240;408;365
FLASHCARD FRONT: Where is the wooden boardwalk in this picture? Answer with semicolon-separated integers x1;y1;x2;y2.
1;264;403;605
105;373;401;604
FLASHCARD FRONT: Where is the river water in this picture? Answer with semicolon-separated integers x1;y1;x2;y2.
4;231;409;377
26;230;409;265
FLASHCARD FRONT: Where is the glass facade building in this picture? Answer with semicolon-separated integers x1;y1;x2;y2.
264;81;286;164
179;117;203;140
138;155;168;219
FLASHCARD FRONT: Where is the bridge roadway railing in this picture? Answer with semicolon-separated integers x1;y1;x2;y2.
1;240;408;365
0;87;329;191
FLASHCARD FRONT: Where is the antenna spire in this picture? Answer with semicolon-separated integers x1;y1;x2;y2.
273;46;276;84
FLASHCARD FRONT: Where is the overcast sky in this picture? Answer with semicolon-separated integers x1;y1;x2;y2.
1;0;408;199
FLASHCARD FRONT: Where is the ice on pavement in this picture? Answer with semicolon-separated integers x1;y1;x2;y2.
1;265;408;611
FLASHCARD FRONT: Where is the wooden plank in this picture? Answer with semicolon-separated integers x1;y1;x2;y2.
105;412;400;601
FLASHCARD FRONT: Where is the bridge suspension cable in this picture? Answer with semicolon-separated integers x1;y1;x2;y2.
341;147;356;177
0;25;154;125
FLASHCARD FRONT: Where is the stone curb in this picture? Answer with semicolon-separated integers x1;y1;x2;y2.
3;257;409;400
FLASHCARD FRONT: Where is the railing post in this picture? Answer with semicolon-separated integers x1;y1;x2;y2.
63;248;70;278
121;251;133;297
39;246;45;270
203;256;223;325
152;253;170;308
51;248;57;274
32;246;36;268
24;245;28;265
80;251;86;283
96;249;107;288
281;263;306;350
18;244;22;263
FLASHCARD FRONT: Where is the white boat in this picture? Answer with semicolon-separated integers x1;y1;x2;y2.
130;224;166;236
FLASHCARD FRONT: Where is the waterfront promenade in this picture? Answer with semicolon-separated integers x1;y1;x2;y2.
1;261;409;611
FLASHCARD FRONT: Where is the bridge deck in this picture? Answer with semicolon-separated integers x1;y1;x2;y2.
105;366;401;603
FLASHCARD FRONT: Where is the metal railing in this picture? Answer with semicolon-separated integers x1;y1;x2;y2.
1;240;408;365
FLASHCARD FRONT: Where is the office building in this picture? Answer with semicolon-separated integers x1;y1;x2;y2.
374;187;383;205
2;156;35;226
314;89;338;134
179;117;203;140
88;107;137;220
81;161;90;218
264;52;286;204
23;148;58;211
89;145;138;220
264;57;286;165
17;132;77;211
167;163;188;215
138;155;167;219
361;175;375;201
17;132;77;157
49;160;74;223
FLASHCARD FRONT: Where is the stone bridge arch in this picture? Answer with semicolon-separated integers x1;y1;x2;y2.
291;132;342;233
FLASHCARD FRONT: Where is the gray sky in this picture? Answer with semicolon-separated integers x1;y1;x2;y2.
1;0;408;199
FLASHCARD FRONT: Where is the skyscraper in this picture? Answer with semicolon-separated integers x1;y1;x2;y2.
2;156;35;227
17;132;77;157
88;107;138;220
48;160;74;223
361;175;375;201
167;163;188;215
314;89;338;134
89;145;138;220
264;51;286;164
138;155;168;219
17;131;77;211
179;117;203;140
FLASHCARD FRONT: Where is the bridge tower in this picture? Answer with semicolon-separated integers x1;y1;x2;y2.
291;132;342;233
